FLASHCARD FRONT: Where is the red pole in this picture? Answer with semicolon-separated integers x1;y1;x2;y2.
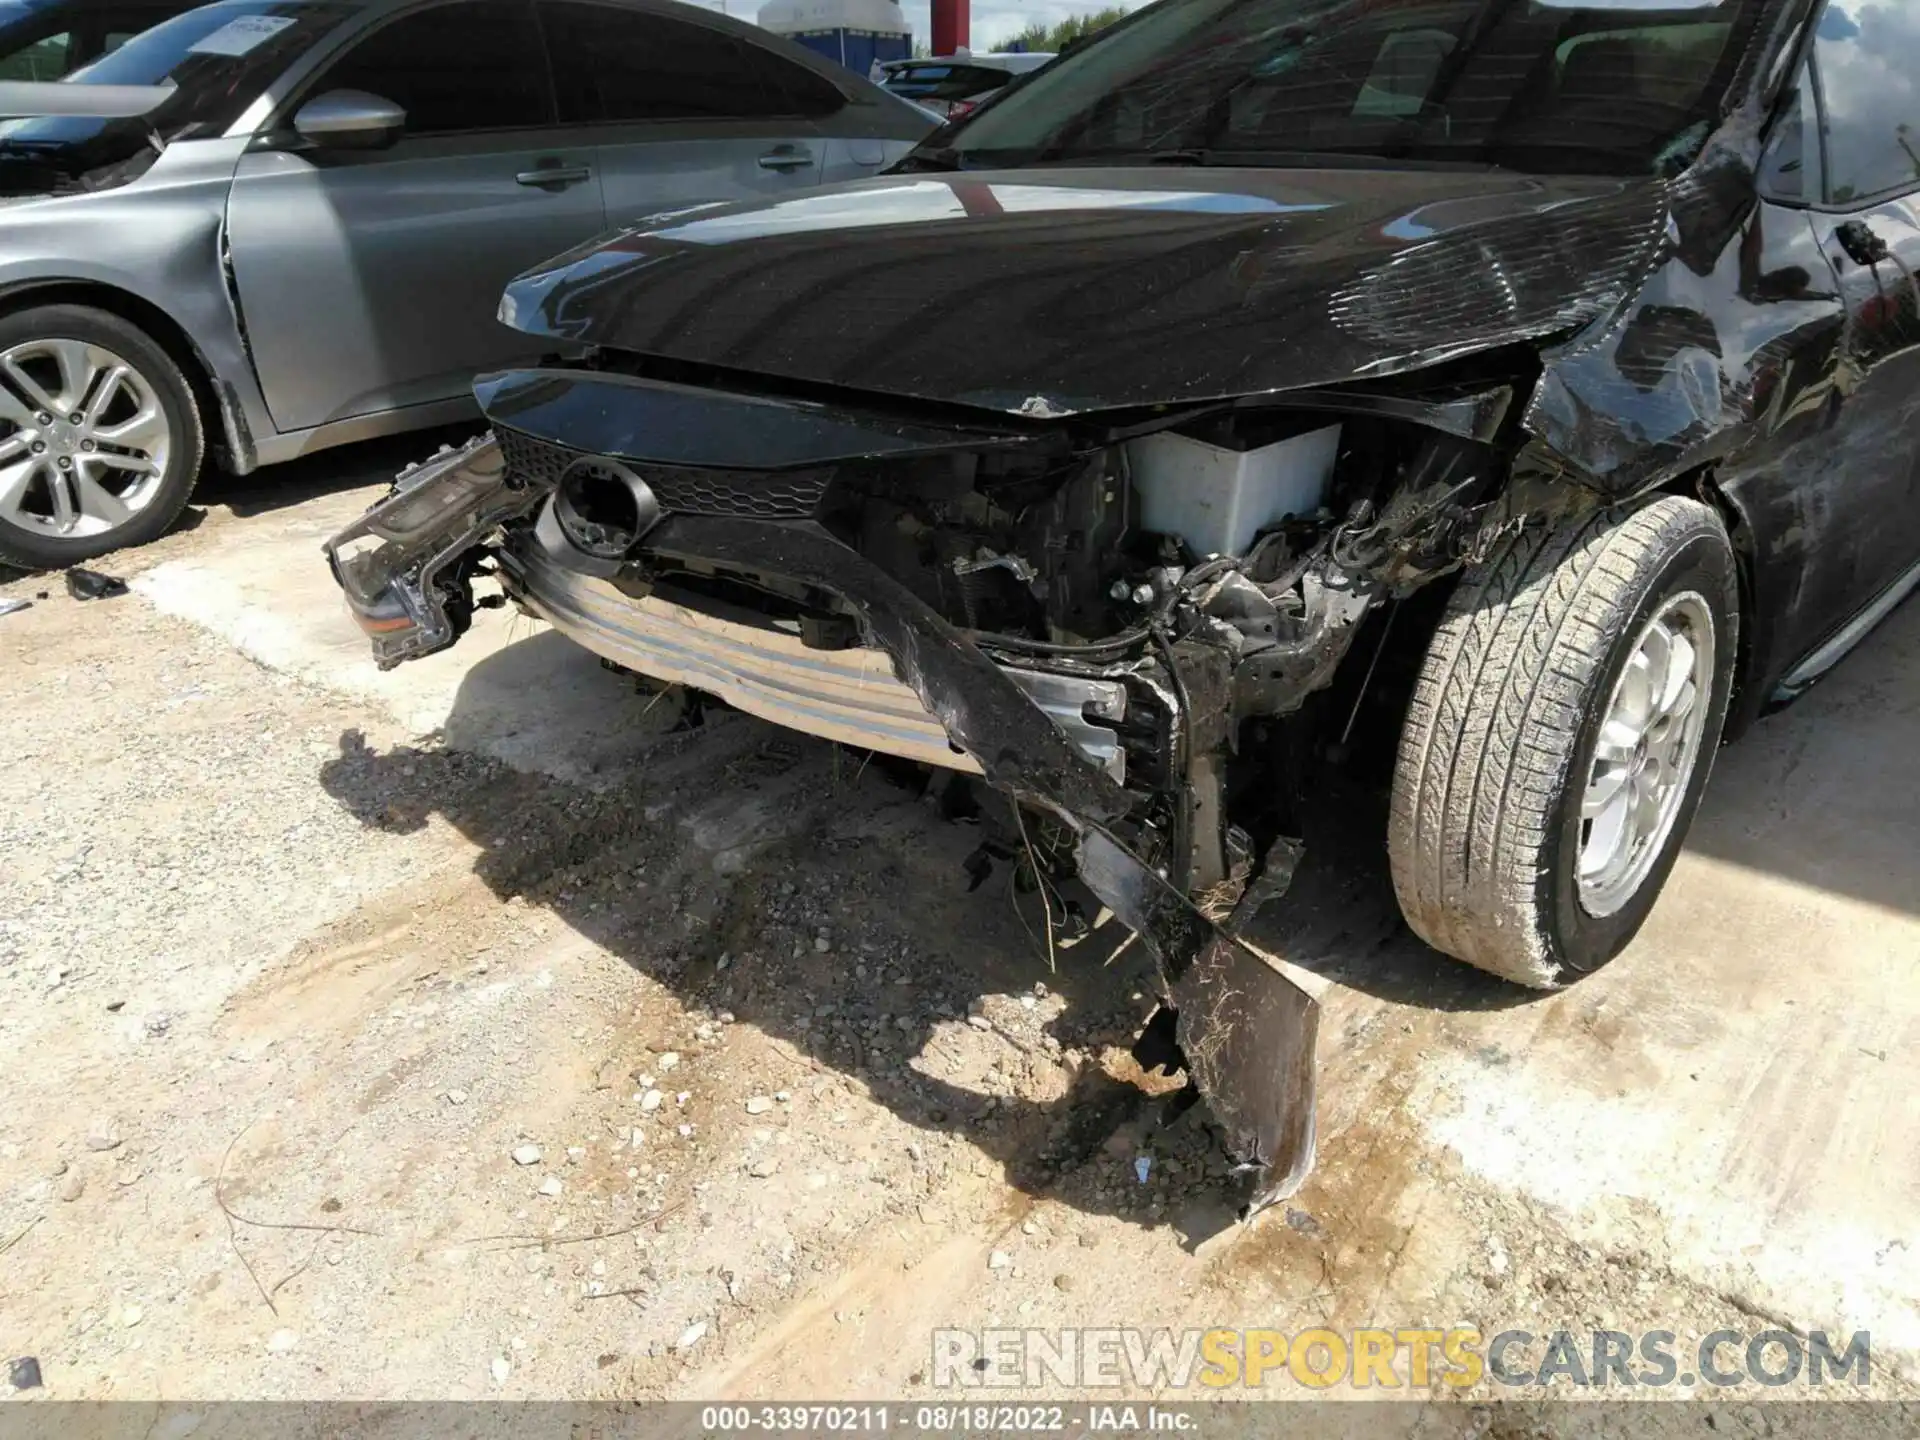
930;0;968;56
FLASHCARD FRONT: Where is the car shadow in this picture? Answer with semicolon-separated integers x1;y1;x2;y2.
318;686;1263;1245
312;588;1918;1243
1232;781;1537;1015
1267;590;1920;1012
1681;590;1920;920
0;504;205;585
195;423;483;521
1;426;480;585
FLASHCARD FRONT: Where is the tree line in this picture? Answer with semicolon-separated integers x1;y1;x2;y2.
996;7;1129;54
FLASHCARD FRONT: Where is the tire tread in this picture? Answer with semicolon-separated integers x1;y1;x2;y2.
1388;495;1729;987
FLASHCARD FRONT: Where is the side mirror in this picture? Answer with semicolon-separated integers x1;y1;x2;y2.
293;88;405;149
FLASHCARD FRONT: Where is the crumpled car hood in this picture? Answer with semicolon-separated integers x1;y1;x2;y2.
499;165;1669;417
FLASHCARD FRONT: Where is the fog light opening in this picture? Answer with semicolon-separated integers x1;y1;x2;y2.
555;458;659;560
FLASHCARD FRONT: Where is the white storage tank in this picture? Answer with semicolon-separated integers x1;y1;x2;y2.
1126;424;1343;557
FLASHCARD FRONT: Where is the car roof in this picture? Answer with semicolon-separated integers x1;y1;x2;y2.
1;0;193;10
974;52;1055;71
231;0;923;137
336;0;882;102
888;51;1054;73
213;0;928;141
0;0;209;21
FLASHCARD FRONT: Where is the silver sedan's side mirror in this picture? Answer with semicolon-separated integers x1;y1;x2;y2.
292;88;406;149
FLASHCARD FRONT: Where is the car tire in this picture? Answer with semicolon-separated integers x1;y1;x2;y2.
1387;494;1739;988
0;304;204;571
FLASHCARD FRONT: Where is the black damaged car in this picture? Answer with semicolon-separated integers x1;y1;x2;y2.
327;0;1920;1212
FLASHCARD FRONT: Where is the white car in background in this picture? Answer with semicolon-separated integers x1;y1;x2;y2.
879;51;1053;119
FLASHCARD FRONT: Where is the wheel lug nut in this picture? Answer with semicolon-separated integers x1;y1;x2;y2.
30;440;45;454
57;456;72;470
35;412;50;425
68;412;83;425
81;438;95;451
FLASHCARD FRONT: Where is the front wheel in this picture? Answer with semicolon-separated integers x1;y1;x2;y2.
0;304;204;570
1387;495;1739;988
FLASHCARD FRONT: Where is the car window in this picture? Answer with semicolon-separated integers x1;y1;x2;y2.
319;0;551;134
943;0;1768;177
0;1;200;77
0;1;348;146
0;29;67;77
1757;72;1815;202
884;61;1008;102
739;37;844;118
1811;0;1920;205
540;1;832;123
1352;27;1452;116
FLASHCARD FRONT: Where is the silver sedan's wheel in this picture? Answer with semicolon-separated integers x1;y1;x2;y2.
1577;592;1715;917
0;304;202;570
0;338;174;539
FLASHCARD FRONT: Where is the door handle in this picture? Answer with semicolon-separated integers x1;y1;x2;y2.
516;163;592;188
757;149;814;171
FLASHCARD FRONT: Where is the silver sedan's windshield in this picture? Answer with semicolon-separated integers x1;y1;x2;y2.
938;0;1766;176
0;0;345;149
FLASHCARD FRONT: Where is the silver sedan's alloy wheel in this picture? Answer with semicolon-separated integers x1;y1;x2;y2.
1577;591;1715;918
0;337;173;540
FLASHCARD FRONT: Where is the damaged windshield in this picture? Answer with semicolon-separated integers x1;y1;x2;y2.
930;0;1764;176
0;0;345;193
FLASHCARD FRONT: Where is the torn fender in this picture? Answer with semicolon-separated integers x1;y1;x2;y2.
1522;199;1845;495
1518;0;1836;495
642;514;1322;1208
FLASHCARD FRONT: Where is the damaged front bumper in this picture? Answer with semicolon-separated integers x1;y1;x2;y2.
501;539;1130;782
326;435;538;667
324;424;1325;1214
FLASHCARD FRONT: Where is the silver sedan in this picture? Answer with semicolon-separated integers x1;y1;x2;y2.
0;0;931;568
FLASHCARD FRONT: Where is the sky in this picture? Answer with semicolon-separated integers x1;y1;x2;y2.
684;0;1135;51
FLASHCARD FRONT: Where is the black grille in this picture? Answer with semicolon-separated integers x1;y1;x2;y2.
496;426;576;490
496;427;829;519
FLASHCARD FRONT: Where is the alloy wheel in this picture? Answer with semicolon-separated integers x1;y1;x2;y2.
0;337;173;541
1577;591;1716;918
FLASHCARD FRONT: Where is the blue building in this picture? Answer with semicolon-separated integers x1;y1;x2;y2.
757;0;911;76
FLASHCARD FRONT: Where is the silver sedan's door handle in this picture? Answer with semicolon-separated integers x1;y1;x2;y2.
516;163;593;188
757;148;814;171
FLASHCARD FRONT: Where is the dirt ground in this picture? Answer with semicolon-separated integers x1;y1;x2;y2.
2;437;1917;1418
